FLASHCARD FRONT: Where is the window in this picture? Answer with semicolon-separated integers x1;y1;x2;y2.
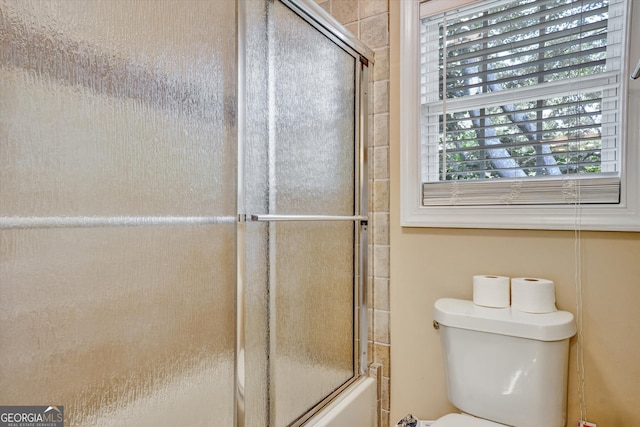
400;0;640;230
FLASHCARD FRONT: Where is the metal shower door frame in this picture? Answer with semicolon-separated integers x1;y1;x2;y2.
236;0;374;426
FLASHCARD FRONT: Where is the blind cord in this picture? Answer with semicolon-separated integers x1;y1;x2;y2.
574;135;587;424
575;2;588;421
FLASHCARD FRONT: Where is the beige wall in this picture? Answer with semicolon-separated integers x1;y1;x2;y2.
389;1;640;426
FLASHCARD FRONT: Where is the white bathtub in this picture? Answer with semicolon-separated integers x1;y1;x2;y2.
83;359;377;427
304;376;378;427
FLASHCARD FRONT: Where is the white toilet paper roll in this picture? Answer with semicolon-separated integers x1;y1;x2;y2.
472;275;511;308
511;277;557;313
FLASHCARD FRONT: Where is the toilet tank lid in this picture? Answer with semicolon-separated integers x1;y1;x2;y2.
434;298;576;341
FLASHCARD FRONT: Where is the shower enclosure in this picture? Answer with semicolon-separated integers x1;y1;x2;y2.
0;1;373;426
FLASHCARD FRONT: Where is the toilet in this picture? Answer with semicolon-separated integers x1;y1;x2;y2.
430;298;577;427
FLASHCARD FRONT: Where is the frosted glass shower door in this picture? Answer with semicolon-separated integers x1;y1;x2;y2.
0;2;236;426
243;2;370;426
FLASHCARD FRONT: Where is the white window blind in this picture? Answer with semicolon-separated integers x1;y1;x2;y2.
420;0;624;206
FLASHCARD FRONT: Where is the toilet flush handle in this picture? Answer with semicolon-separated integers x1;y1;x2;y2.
433;320;440;330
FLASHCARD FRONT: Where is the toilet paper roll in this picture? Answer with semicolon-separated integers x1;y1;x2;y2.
472;275;511;308
511;277;557;313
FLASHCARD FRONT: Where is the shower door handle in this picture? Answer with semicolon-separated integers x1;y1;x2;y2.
249;214;367;222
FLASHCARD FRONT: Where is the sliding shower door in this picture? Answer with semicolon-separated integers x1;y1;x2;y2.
1;0;372;426
0;1;236;426
241;1;371;426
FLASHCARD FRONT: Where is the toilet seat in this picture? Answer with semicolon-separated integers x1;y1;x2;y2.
431;413;508;427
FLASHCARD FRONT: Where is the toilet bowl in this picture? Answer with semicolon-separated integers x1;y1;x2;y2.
431;413;507;426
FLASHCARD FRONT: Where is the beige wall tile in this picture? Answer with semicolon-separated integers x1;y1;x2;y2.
361;0;389;18
373;245;389;278
361;14;389;49
332;0;359;24
381;410;390;427
374;342;391;377
374;277;390;310
373;80;389;114
373;212;389;245
344;21;359;38
368;307;375;341
373;146;389;179
374;309;390;343
372;180;390;212
373;47;389;82
373;113;389;147
381;376;390;411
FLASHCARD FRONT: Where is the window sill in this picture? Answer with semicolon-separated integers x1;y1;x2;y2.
400;202;640;231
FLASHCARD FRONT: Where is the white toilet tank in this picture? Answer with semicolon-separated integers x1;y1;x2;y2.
434;298;576;427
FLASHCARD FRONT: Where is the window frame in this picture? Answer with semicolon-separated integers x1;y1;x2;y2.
400;0;640;231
